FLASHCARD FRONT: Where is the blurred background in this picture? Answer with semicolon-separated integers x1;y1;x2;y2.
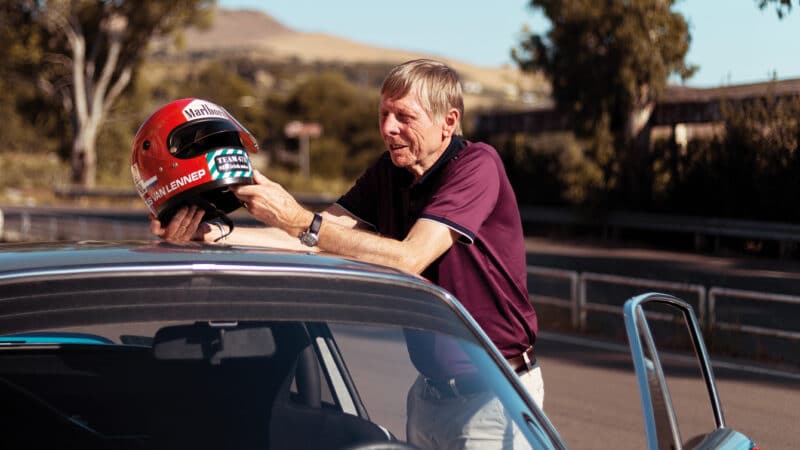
1;0;799;256
2;3;799;446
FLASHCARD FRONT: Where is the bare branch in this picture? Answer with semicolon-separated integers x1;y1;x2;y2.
104;64;132;113
71;32;88;129
90;13;129;121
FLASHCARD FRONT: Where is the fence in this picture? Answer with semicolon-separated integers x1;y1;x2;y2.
527;265;798;344
708;287;800;341
0;206;153;241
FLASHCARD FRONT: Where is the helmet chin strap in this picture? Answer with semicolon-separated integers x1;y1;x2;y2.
193;197;235;242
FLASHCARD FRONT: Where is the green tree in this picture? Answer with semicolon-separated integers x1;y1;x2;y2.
513;0;696;207
651;90;800;221
282;72;383;180
5;0;215;188
169;61;267;140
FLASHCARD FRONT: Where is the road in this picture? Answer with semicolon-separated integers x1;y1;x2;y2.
534;331;799;449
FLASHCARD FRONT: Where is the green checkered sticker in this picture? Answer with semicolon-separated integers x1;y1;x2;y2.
206;148;253;179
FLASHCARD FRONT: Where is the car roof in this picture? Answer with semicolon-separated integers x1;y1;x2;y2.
0;240;480;341
0;240;409;277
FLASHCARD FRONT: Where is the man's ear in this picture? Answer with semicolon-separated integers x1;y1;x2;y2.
442;108;460;138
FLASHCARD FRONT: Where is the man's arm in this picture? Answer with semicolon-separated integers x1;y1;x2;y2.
151;201;369;249
200;203;371;250
317;218;455;275
231;171;456;274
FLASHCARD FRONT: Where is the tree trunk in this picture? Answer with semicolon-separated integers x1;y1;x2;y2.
71;125;98;188
622;100;655;208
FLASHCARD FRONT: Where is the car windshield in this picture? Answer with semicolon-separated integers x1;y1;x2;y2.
0;266;557;450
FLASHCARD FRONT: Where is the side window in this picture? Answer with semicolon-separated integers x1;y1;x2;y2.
327;323;418;441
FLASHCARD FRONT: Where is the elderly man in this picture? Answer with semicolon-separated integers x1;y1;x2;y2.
152;59;543;449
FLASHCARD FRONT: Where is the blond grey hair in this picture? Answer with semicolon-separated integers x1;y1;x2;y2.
380;59;464;135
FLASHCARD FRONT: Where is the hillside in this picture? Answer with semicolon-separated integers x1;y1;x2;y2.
176;8;549;109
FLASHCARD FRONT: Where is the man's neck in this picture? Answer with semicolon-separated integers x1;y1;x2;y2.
408;137;452;181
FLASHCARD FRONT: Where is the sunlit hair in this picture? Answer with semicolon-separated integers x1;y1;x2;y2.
380;59;464;135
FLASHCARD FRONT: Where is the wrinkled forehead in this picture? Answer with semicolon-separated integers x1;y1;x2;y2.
379;89;429;115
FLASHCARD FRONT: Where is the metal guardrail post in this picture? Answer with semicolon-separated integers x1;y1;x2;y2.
21;212;30;241
578;273;587;331
526;266;580;329
569;272;579;329
697;287;707;330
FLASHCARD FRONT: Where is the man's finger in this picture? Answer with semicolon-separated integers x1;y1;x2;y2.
168;207;188;229
186;207;205;237
253;170;269;184
150;218;166;237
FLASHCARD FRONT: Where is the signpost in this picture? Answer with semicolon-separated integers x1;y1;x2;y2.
283;121;322;179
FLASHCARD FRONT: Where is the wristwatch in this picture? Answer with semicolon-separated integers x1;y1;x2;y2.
299;213;323;247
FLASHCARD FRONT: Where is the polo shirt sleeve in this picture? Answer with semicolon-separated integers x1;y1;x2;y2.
420;146;499;244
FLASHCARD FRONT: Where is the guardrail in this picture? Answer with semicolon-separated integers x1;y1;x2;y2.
42;191;800;255
2;206;798;348
528;266;580;328
708;287;800;341
520;206;800;257
526;266;798;345
578;272;706;330
0;206;154;241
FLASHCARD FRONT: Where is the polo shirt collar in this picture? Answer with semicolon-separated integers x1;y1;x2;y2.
412;135;467;187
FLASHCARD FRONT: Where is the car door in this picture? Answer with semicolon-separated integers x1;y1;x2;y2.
623;292;758;450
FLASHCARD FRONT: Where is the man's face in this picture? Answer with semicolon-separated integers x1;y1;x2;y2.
379;91;448;176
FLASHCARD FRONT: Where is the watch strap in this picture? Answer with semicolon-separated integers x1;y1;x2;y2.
308;212;322;235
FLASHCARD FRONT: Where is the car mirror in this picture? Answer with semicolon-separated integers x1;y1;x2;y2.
152;321;276;364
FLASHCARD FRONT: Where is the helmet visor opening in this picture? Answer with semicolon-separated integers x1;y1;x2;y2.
168;119;244;159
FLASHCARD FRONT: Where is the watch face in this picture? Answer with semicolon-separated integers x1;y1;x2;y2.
300;232;318;247
300;213;322;247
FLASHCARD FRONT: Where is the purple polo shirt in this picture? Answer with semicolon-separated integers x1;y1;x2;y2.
336;136;538;378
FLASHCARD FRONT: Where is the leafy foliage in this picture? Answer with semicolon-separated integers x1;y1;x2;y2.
513;0;696;208
2;0;215;187
276;71;383;180
651;90;800;221
514;0;695;139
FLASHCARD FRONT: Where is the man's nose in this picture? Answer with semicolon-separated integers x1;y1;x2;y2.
381;115;399;135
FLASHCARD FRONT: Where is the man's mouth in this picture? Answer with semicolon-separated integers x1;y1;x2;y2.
389;144;407;151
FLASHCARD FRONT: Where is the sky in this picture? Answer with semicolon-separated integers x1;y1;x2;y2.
219;0;800;88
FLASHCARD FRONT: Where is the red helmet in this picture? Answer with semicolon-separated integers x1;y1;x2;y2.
131;98;259;225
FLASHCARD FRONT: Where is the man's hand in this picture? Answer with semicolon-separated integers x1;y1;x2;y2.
232;170;313;236
149;205;207;242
